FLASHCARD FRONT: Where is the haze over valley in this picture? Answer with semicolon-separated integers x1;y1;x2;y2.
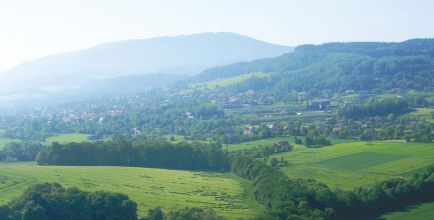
0;32;292;102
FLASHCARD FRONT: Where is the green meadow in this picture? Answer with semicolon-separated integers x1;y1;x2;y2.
278;141;434;190
190;72;271;91
45;133;91;143
373;202;434;220
228;136;356;152
0;163;264;219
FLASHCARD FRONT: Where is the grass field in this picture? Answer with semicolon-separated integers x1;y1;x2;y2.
278;141;434;190
190;72;271;91
311;152;408;171
373;202;434;220
45;133;90;143
228;136;357;152
0;163;264;219
0;138;20;149
405;108;434;123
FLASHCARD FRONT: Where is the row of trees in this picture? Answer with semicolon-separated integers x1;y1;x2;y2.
36;139;230;171
0;141;44;162
338;98;411;117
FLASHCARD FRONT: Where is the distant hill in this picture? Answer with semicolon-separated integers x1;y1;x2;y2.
0;32;293;97
192;39;434;94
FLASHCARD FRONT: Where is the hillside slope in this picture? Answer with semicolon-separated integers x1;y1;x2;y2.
0;32;293;95
193;39;434;93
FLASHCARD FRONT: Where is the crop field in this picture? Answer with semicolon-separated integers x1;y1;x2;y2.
0;163;264;219
311;152;408;171
45;133;90;143
374;202;434;220
228;136;357;152
189;72;271;91
277;141;434;190
363;157;434;175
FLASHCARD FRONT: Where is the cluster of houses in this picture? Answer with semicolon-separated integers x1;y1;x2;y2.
61;110;123;124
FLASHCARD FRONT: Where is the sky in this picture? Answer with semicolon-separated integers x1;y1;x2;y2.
0;0;433;73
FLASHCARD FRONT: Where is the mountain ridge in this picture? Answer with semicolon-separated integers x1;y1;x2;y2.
0;32;293;96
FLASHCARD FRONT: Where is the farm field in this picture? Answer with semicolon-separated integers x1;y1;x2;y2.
228;136;357;152
193;72;271;90
277;141;434;190
0;162;264;219
45;133;90;143
405;108;434;123
373;202;434;220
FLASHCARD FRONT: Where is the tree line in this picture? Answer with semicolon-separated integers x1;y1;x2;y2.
0;141;44;162
231;155;434;220
36;139;229;171
338;98;411;117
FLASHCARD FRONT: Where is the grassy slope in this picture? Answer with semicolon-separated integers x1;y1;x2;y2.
0;163;264;219
45;133;90;143
373;202;434;220
228;136;356;152
278;142;434;190
183;72;271;93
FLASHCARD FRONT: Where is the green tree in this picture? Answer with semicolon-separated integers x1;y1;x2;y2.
270;157;279;167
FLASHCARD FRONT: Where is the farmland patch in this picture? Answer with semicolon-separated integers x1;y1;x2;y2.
363;157;434;175
0;163;263;219
282;165;388;190
310;152;408;171
45;133;90;143
374;202;434;220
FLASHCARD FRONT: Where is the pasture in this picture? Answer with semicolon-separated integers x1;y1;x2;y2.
405;108;434;123
45;133;90;143
190;72;271;90
0;163;264;219
228;136;356;152
373;202;434;220
278;141;434;190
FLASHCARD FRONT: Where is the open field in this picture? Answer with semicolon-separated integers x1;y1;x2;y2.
373;202;434;220
45;133;90;143
0;162;264;219
311;152;408;171
228;136;357;152
194;72;271;90
405;108;434;123
278;142;434;190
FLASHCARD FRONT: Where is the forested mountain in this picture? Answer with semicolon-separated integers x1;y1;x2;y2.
193;39;434;93
0;32;293;98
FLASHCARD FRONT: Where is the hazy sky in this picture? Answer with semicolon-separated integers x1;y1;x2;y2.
1;0;433;73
